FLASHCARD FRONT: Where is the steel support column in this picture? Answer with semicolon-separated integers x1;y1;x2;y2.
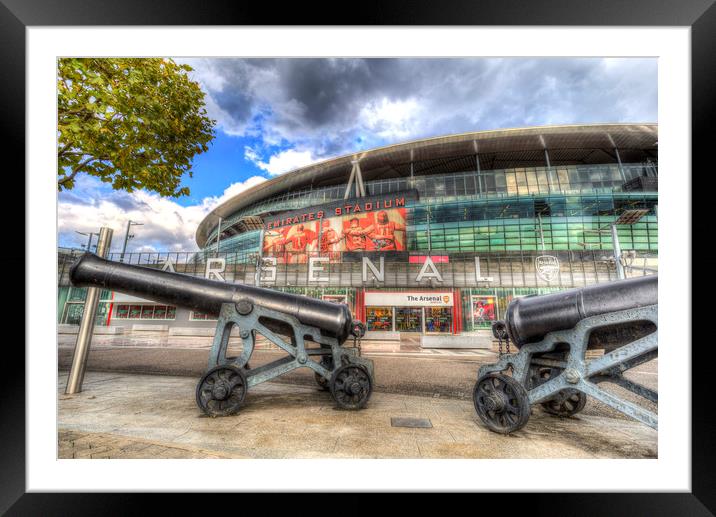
607;133;627;182
540;135;554;193
614;147;626;182
537;213;546;251
354;160;366;197
611;224;625;280
216;216;222;255
343;162;357;199
474;140;482;195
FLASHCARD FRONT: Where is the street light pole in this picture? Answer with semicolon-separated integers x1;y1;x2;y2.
66;226;113;394
582;209;649;280
120;220;143;262
76;231;99;251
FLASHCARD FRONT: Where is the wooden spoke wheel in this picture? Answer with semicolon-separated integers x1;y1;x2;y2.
540;389;587;417
473;373;531;434
196;365;248;417
330;364;372;410
530;366;587;417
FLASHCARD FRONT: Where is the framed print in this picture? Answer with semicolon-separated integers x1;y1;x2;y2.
7;0;711;512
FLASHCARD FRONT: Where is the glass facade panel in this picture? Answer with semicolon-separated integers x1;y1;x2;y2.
366;307;393;331
61;301;111;325
211;163;657;237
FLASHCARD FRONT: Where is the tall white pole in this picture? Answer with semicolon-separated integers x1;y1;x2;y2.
120;221;132;262
66;226;113;394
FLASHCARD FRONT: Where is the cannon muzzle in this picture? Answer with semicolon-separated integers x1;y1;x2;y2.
69;253;356;343
502;274;657;347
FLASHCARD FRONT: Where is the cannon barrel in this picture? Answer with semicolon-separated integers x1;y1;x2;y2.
504;274;657;347
69;253;355;343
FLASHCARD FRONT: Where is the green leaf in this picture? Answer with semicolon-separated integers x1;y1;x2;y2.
57;57;216;197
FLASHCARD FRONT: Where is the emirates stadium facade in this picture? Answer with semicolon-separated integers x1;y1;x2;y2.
58;123;658;344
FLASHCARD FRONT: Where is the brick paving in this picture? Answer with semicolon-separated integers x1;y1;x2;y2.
58;429;233;459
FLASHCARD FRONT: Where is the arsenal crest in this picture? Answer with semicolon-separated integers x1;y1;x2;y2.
535;255;560;282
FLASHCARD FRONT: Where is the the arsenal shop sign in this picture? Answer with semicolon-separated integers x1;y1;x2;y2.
364;291;453;307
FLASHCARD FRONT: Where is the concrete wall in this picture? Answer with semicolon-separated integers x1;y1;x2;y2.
421;331;493;349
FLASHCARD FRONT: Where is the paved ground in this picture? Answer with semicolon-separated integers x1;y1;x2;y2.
58;343;491;400
58;343;657;423
58;371;657;459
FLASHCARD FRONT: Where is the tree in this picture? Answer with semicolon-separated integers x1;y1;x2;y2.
57;58;215;197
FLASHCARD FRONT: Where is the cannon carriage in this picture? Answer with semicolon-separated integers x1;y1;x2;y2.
69;253;374;416
474;275;658;434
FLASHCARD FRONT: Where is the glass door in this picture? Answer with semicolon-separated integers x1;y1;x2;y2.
424;307;452;333
395;307;422;332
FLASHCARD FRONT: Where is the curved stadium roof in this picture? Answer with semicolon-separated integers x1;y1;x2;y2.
196;123;658;247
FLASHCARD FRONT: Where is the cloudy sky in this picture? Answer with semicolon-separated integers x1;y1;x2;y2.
58;57;657;253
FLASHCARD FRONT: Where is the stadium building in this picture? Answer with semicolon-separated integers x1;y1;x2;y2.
58;123;658;347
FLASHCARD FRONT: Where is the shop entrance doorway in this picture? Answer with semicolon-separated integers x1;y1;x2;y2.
395;307;422;332
365;305;453;333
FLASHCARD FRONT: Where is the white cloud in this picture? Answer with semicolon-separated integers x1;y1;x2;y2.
245;147;316;176
183;58;657;163
359;97;422;139
58;175;267;252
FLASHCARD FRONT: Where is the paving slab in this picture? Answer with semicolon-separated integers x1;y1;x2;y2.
58;371;657;459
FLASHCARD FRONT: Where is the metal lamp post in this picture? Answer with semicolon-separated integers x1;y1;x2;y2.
581;209;650;280
120;220;143;262
65;226;113;394
76;230;99;251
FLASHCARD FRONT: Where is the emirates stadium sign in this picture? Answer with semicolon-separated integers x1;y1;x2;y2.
262;191;417;262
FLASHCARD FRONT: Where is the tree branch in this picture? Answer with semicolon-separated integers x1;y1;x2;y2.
57;142;72;157
57;157;95;186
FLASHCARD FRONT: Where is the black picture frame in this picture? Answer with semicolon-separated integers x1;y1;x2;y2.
6;0;709;512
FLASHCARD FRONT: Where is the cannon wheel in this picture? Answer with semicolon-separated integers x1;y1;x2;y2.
530;366;587;417
541;389;587;417
315;356;334;391
473;373;530;434
330;364;372;410
196;364;248;417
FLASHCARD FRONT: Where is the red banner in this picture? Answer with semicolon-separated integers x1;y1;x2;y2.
264;207;407;264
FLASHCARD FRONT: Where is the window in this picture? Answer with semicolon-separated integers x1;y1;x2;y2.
115;304;176;320
190;310;219;321
366;307;393;332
